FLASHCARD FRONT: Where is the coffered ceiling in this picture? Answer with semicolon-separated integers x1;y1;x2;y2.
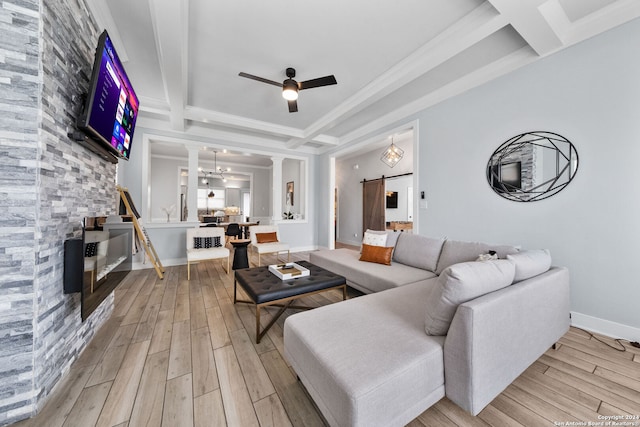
88;0;639;155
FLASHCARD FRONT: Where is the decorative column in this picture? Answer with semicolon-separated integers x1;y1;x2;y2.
271;156;284;222
187;146;199;222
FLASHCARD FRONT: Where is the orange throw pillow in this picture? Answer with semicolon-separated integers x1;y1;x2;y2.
359;243;393;265
256;232;278;243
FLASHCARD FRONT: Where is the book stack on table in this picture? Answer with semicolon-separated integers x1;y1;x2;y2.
268;262;310;280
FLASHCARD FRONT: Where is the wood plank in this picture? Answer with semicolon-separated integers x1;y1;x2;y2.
522;364;601;411
542;346;597;373
190;290;209;331
191;326;219;398
558;343;640;381
235;304;276;354
489;394;551;427
85;343;128;387
598;401;633;417
512;373;601;421
477;403;524;426
107;323;136;349
174;291;190;322
96;340;150;427
194;390;227;427
544;366;640;415
595;365;640;393
162;373;194;427
75;315;122;368
206;306;231;349
61;382;111;427
148;309;173;354
432;398;490;426
229;329;276;402
259;350;325;427
121;286;153;326
502;383;580;423
214;345;260;427
129;350;169;427
132;302;161;343
219;297;244;332
24;364;95;427
201;282;219;309
415;405;458;427
167;319;192;380
253;394;293;427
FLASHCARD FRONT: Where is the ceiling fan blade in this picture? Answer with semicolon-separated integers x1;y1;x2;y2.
238;72;282;87
299;75;337;90
288;99;298;113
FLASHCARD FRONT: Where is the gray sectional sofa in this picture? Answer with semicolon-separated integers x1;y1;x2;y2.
284;232;570;427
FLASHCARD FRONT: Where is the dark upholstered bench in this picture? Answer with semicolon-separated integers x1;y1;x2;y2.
233;261;346;343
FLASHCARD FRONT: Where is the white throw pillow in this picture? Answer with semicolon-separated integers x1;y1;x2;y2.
424;260;516;336
507;249;552;282
362;230;388;247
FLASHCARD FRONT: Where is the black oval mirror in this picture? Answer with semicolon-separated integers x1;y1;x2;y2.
487;131;578;202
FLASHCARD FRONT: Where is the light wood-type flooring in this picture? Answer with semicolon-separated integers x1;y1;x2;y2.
13;248;640;427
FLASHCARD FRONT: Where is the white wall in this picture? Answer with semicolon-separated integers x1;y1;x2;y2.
411;19;640;335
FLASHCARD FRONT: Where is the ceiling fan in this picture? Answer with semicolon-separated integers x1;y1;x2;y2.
239;67;337;113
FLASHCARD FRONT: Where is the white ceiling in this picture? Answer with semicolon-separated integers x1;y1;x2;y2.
88;0;640;159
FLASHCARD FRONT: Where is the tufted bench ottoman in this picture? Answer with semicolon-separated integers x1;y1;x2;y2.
233;261;347;343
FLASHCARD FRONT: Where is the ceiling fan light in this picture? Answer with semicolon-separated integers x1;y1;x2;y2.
282;79;298;101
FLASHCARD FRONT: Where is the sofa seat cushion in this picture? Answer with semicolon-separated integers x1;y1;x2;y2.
435;240;519;275
284;281;446;427
310;248;437;293
425;260;516;335
186;247;229;261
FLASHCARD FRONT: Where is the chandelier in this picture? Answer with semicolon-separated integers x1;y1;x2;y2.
380;138;404;168
199;151;229;183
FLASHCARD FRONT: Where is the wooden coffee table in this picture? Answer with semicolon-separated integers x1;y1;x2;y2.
233;260;346;343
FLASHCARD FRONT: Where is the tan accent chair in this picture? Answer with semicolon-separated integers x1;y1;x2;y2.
249;225;290;266
186;227;230;279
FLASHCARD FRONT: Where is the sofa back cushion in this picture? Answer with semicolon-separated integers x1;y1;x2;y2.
435;240;519;275
392;233;445;272
424;260;516;335
507;249;552;282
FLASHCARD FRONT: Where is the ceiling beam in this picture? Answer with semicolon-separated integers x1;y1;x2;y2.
148;0;189;131
486;0;563;56
183;106;338;146
285;2;509;149
334;46;538;151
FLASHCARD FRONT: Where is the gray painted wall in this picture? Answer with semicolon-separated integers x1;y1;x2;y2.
0;0;117;424
413;18;640;331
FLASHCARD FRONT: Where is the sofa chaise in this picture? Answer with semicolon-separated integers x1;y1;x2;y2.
284;232;570;427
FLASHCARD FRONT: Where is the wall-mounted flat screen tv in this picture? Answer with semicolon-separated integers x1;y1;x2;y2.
78;30;139;161
386;191;398;208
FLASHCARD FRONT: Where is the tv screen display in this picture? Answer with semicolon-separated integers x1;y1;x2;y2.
386;191;398;209
78;30;139;160
491;161;522;192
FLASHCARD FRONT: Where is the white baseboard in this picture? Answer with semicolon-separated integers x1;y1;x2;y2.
131;247;317;271
571;311;640;341
132;258;185;270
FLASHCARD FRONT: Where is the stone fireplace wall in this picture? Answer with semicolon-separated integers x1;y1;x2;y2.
0;0;118;424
